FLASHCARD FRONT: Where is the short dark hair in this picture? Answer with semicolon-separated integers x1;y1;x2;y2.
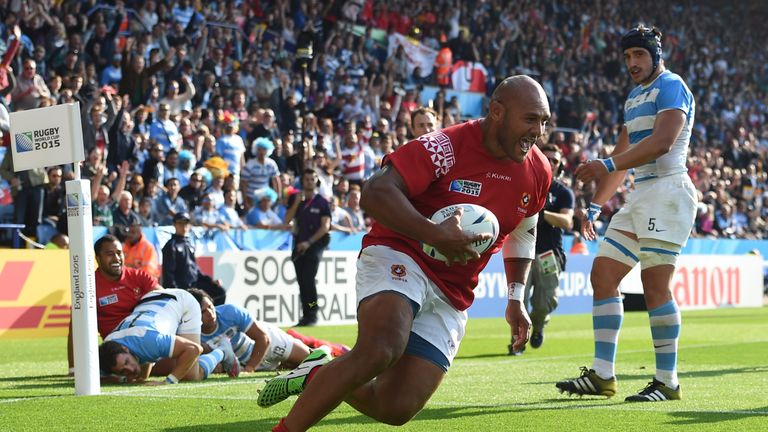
94;234;120;255
187;288;212;305
99;340;127;374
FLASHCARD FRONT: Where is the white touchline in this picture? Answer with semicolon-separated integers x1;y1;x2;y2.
426;401;768;415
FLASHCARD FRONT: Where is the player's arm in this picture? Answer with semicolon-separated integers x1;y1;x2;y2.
542;207;574;230
580;128;631;241
610;109;686;170
243;322;271;373
501;215;538;351
576;110;685;183
166;336;202;383
361;164;488;265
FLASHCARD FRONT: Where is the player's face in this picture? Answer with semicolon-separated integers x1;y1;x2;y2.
624;47;654;84
200;297;216;329
112;352;140;379
96;240;124;279
412;112;437;137
497;98;550;163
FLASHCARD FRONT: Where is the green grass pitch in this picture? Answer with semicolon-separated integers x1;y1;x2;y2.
1;307;767;431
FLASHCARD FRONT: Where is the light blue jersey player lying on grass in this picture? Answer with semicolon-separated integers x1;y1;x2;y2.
99;289;239;384
187;288;349;373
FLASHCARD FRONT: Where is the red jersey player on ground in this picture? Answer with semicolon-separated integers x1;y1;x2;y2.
259;75;552;431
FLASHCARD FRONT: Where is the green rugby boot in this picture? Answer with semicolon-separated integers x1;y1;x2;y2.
257;346;332;408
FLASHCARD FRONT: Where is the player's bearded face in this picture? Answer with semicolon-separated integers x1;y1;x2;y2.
624;48;653;84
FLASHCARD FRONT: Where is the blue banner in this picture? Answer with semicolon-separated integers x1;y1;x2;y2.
468;254;596;318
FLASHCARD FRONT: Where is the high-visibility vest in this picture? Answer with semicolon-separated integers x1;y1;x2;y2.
435;47;453;86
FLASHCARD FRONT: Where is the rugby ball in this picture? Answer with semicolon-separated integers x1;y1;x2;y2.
421;203;500;262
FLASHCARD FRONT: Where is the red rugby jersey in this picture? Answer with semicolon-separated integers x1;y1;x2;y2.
95;267;159;338
362;120;551;310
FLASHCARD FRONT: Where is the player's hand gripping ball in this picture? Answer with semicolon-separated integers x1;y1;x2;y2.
422;203;500;262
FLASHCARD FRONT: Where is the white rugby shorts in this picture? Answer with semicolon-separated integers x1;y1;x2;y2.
355;245;467;366
607;173;697;246
255;322;295;371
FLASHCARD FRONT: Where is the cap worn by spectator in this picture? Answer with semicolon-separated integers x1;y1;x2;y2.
173;212;191;223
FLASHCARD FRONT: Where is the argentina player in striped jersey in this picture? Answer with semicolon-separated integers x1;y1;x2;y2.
99;289;240;384
187;289;349;374
557;25;697;402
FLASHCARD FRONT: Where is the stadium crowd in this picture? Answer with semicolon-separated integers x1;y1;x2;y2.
0;0;765;248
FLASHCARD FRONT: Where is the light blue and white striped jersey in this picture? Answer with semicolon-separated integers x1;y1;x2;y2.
200;304;255;365
624;70;695;181
105;292;181;364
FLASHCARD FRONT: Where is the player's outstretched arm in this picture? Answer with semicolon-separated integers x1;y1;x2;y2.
361;164;487;265
243;322;271;372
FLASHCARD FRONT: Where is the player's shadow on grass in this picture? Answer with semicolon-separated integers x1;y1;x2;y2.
678;366;768;379
666;406;768;426
163;414;385;431
455;352;515;360
0;373;71;383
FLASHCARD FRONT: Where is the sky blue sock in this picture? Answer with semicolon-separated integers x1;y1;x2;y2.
198;349;224;379
649;300;681;388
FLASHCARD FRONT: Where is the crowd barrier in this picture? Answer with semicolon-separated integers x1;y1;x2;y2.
1;230;764;336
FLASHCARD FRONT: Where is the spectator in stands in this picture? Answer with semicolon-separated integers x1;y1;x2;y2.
41;166;66;238
329;194;354;234
241;137;281;208
215;122;246;185
137;196;156;227
150;103;182;152
219;188;246;230
192;193;227;231
245;188;285;230
154;177;188;226
100;54;123;87
112;190;140;230
123;220;161;280
179;171;205;212
107;104;138;175
159;75;196;114
82;91;117;155
161;212;226;305
119;42;172;107
411;106;439;137
284;169;331;327
142;142;166;184
343;185;368;233
12;58;50;110
338;129;366;187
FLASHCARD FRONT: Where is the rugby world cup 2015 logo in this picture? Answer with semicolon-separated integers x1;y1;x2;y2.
66;193;80;208
15;132;34;153
66;192;86;217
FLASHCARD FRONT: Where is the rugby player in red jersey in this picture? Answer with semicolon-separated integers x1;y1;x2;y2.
260;75;553;431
